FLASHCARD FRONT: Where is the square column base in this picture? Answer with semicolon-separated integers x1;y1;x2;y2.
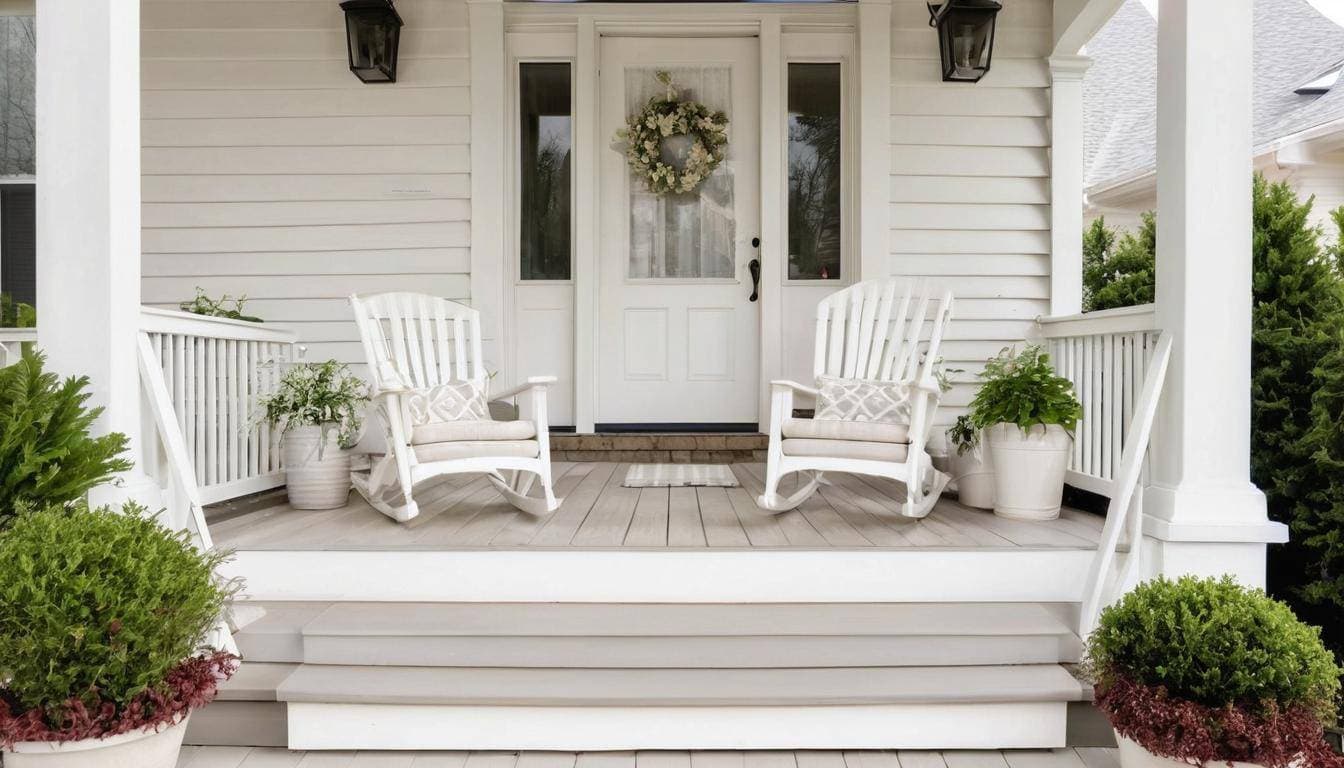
1140;538;1271;588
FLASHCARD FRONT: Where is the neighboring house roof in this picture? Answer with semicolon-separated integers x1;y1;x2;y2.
1083;0;1344;194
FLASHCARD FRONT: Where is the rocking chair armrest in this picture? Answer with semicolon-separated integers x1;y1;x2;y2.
491;375;558;402
914;376;944;395
770;379;820;398
370;385;411;399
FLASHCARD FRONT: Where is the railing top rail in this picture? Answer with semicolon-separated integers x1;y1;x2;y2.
139;307;297;344
0;327;37;342
1035;303;1157;339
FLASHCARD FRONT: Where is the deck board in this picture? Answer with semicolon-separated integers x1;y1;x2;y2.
208;462;1103;552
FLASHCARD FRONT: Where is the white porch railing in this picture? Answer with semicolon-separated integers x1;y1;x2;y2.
1035;304;1160;498
0;327;36;367
138;308;297;507
1034;304;1171;637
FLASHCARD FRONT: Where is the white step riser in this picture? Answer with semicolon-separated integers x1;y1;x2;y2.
286;702;1068;751
299;635;1082;668
222;549;1095;603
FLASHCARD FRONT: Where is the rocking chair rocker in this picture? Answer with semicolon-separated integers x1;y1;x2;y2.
757;278;954;518
350;292;562;522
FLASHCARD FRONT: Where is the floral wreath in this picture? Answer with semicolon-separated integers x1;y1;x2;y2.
615;71;730;196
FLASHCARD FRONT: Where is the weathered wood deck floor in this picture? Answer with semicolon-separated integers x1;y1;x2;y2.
208;463;1104;551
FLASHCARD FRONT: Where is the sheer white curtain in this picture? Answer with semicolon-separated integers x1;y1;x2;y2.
626;66;736;279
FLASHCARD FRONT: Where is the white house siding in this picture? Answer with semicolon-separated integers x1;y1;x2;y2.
139;0;472;376
889;0;1053;421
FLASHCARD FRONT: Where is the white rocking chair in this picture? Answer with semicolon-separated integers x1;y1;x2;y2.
350;292;562;522
757;279;954;518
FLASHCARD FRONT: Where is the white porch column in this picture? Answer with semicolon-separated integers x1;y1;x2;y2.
469;0;506;381
1048;55;1091;316
1148;0;1286;585
857;0;891;280
35;0;157;505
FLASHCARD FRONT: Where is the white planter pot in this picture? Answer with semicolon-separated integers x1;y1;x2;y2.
1116;733;1264;768
4;715;189;768
282;424;352;510
986;422;1072;521
949;437;995;510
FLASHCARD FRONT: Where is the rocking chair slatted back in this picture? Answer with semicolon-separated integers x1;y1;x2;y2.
815;279;953;385
351;292;485;392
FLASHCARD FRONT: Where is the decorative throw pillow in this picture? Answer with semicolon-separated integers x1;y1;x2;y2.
405;380;490;426
814;375;913;425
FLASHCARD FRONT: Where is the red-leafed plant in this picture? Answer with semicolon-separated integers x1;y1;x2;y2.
0;502;239;748
1086;576;1344;768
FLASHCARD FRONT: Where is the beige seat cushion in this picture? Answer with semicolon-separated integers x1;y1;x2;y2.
411;419;536;445
781;438;909;463
414;440;540;463
782;418;910;444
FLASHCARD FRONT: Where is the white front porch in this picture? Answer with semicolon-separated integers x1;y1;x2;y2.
12;0;1290;754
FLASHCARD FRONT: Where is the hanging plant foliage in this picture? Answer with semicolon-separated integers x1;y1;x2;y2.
614;71;730;196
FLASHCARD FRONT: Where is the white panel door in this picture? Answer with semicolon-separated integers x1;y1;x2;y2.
598;36;761;426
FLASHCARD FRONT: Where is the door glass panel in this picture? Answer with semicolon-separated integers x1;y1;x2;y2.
787;63;842;281
0;15;35;178
519;62;572;280
626;66;735;279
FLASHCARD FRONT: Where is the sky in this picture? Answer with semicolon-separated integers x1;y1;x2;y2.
1138;0;1344;25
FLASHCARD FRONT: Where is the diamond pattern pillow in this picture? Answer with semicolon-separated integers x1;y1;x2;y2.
405;380;490;426
814;375;913;425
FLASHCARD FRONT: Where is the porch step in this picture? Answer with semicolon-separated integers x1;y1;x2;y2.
205;599;1089;750
278;664;1081;750
276;663;1083;706
296;601;1083;668
550;432;767;463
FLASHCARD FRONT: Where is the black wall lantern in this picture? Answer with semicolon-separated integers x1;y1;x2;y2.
927;0;1003;83
340;0;404;83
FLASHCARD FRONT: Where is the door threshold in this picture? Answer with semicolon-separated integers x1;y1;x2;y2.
594;423;760;434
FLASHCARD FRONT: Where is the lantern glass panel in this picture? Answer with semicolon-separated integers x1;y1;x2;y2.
342;2;402;83
931;1;1000;83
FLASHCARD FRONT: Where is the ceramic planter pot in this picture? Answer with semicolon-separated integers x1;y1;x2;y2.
986;422;1072;521
949;437;995;510
282;423;352;510
1115;733;1263;768
4;716;189;768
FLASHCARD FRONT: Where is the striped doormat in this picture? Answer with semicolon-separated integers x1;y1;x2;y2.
623;464;739;488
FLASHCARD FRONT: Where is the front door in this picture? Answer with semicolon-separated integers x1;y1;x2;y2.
597;36;761;428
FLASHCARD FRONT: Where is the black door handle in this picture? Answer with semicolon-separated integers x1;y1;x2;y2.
748;258;761;302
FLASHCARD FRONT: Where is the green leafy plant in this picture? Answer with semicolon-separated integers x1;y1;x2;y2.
257;360;369;448
180;287;262;323
967;345;1081;433
1082;214;1157;313
0;502;237;744
0;349;131;529
0;292;35;328
1086;576;1342;767
946;414;979;456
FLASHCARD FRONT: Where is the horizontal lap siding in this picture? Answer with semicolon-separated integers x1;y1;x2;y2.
890;0;1053;425
141;0;472;370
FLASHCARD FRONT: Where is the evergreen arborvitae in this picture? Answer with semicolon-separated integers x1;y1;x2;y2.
1298;206;1344;659
1249;176;1344;651
1082;213;1157;312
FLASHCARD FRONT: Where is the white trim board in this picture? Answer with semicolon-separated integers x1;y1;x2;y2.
286;701;1067;751
220;548;1097;603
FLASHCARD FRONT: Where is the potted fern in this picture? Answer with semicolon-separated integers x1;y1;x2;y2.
967;345;1081;520
0;503;238;767
258;360;368;510
946;415;994;509
1087;576;1342;768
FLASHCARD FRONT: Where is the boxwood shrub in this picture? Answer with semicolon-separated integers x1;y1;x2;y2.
0;503;237;744
1087;576;1342;767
